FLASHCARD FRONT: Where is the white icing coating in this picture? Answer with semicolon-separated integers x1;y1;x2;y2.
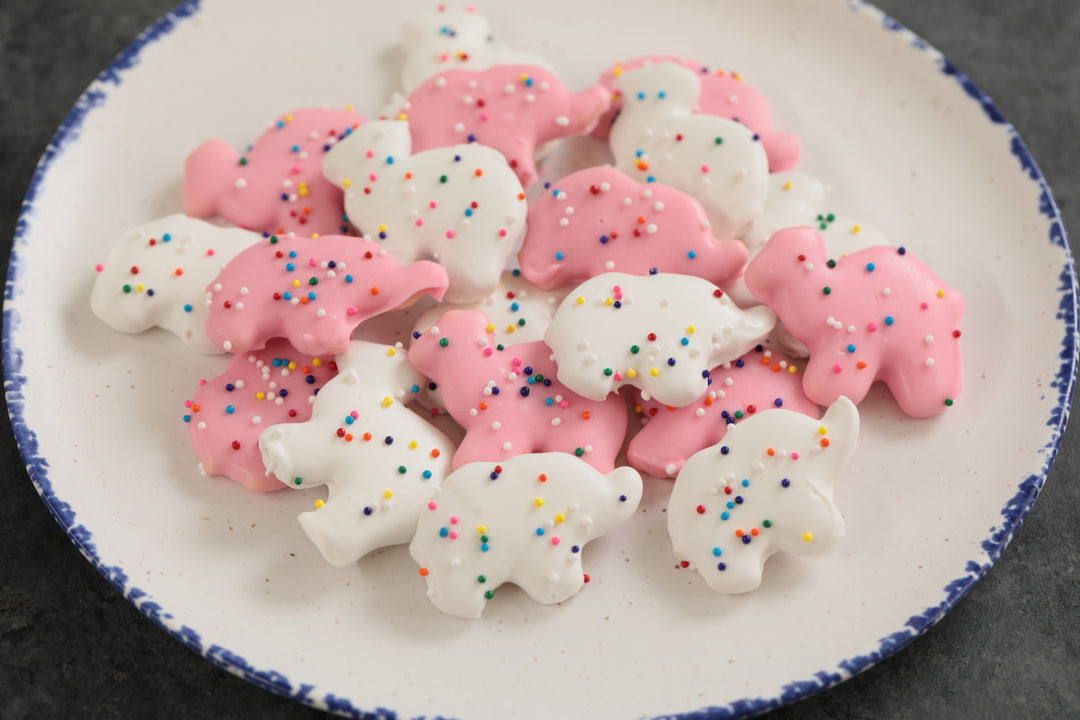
400;9;553;94
323;120;526;304
668;397;859;594
609;63;769;240
409;453;642;619
544;272;776;406
259;341;455;566
90;214;261;354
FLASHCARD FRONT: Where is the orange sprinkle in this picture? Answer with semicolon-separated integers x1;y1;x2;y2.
857;361;867;369
405;172;413;179
760;357;770;365
518;192;526;200
474;168;483;177
174;268;183;276
430;448;441;458
191;403;201;413
735;529;745;538
771;364;782;372
303;206;312;215
821;438;831;448
538;473;547;482
582;411;591;420
751;527;760;536
418;567;429;577
478;402;488;410
766;448;775;456
703;397;713;406
370;287;380;295
344;433;354;442
636;216;646;225
363;432;373;441
302;366;312;373
299;296;309;304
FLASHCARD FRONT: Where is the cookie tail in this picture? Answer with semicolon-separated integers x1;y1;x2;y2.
761;131;801;173
183;139;240;219
567;85;614;135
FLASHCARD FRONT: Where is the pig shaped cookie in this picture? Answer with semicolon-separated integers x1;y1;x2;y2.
518;166;747;290
323;120;526;304
544;272;776;406
91;214;261;354
184;339;337;491
409;309;628;472
259;342;455;566
596;56;800;172
627;345;820;478
393;65;611;187
669;397;859;594
410;453;643;619
205;233;449;355
744;227;963;417
183;108;365;237
609;63;769;240
400;7;552;94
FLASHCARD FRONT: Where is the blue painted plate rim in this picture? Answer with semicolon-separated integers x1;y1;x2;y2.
3;1;1076;718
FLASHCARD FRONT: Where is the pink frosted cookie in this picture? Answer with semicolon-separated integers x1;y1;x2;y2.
390;65;611;187
627;345;820;478
183;108;365;237
183;339;337;492
322;120;526;304
399;7;553;94
259;342;455;566
408;309;628;472
668;397;858;594
544;272;775;407
518;166;747;290
596;56;800;172
205;233;449;356
608;63;770;240
410;453;642;619
744;227;964;417
91;214;261;354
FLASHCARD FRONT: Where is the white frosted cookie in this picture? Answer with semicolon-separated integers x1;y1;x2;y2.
544;272;775;406
259;341;455;566
410;452;642;619
323;120;527;304
609;63;769;240
91;214;261;353
668;397;859;594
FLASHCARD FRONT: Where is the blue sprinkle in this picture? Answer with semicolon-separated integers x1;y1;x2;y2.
146;289;155;297
735;359;745;368
866;262;876;272
735;496;744;505
345;275;354;283
345;416;355;425
411;385;420;394
386;156;395;164
423;470;432;479
162;233;172;242
646;176;656;183
619;494;628;502
555;252;565;260
308;292;316;301
688;251;696;259
712;547;722;557
667;357;676;366
282;292;292;300
897;247;907;255
272;359;282;367
182;415;191;423
289;250;297;258
637;91;646;100
225;405;235;414
720;446;730;455
636;149;644;158
742;535;752;544
571;545;580;553
225;384;235;392
512;268;521;276
467;134;477;143
614;300;622;308
286;263;295;271
885;316;895;325
491;387;500;395
721;511;730;521
183;304;193;313
726;501;735;510
680;337;689;346
545;398;554;406
848;344;857;353
291;144;300;152
306;375;316;384
511;302;520;312
440;527;449;537
774;398;784;407
520;387;530;397
465;208;474;217
742;479;750;487
363;506;373;516
384;436;394;445
781;478;790;488
536;527;545;536
658;91;666;99
718;562;727;571
600;235;609;244
279;389;288;398
481;543;490;552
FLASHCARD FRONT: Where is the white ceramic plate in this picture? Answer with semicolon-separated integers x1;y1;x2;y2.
6;1;1076;718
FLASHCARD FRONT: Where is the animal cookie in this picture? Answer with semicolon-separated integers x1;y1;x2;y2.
596;56;800;171
668;397;858;594
322;120;526;304
609;63;769;240
183;108;365;237
518;166;748;290
410;453;643;619
408;309;628;471
544;272;776;407
184;338;337;492
744;227;964;417
627;345;820;479
91;214;261;354
392;65;611;187
399;7;553;94
205;233;449;356
259;342;455;566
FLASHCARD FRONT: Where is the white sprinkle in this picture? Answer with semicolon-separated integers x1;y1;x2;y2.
882;287;892;296
647;224;658;234
234;178;247;189
925;358;935;367
600;182;610;192
666;463;677;475
555;116;570;127
222;340;232;351
925;335;935;344
491;421;501;430
251;416;261;424
435;77;447;87
502;441;512;450
317;309;326;317
696;408;706;417
525;94;535;103
551;417;562;426
454;122;465;132
623;197;632;206
654;201;665;211
604;260;615;270
805;262;814;271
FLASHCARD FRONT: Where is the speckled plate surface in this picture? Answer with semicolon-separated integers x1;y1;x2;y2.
5;1;1075;718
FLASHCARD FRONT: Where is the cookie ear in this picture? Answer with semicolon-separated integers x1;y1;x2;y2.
816;396;860;490
183;139;239;219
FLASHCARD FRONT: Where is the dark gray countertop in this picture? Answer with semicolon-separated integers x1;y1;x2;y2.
1;1;1077;718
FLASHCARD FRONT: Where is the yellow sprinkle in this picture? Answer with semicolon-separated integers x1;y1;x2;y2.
313;358;322;366
344;104;354;112
314;499;324;509
485;323;496;333
520;73;529;82
342;178;352;188
783;181;793;191
379;224;387;233
506;325;516;334
256;392;266;400
576;296;586;305
298;183;309;198
136;284;145;292
382;396;394;407
604;297;614;306
477;525;487;534
387;347;396;356
284;114;293;122
293;279;301;288
789;365;798;374
534;498;544;507
732;72;743;82
554;513;565;524
634;405;643;414
397;112;409;121
937;289;946;298
288;361;298;370
311;233;319;239
410;440;418;449
613;66;624;76
803;532;814;542
384;490;393;499
650;368;660;377
818;426;827;435
686;325;696;334
626;369;637;379
852;224;862;234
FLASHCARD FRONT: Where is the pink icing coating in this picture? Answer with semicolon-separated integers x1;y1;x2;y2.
185;338;337;492
626;345;820;478
394;65;612;187
183;108;366;236
206;234;448;356
518;166;748;290
744;227;964;417
407;309;628;472
596;56;800;172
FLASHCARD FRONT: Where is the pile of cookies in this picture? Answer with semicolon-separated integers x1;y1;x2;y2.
90;6;963;620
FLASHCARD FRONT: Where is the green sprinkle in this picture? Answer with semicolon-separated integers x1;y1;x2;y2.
269;235;279;244
439;337;450;347
496;344;505;351
630;345;640;354
398;466;407;474
734;410;744;419
603;368;613;376
763;519;772;528
945;398;954;407
517;318;526;326
826;213;835;222
714;137;723;144
574;448;584;457
823;287;832;295
294;477;303;486
439;174;448;183
239;157;248;166
484;590;494;599
480;535;489;543
477;575;486;584
122;284;132;294
827;259;837;268
309;277;319;286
